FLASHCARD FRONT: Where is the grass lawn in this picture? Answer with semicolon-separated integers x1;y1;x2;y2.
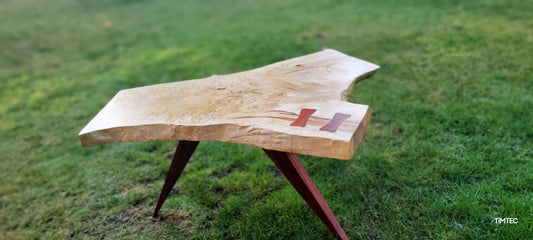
1;0;531;239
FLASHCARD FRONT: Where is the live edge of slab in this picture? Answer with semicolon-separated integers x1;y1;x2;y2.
79;49;379;160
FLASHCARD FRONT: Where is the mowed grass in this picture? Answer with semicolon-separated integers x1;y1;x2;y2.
1;0;532;239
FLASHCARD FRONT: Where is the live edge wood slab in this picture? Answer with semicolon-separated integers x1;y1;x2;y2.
79;49;379;240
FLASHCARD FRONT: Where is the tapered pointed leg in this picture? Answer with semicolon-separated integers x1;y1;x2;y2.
152;140;199;217
263;149;349;240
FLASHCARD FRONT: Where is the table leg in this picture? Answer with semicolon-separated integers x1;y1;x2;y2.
263;149;349;240
152;140;199;218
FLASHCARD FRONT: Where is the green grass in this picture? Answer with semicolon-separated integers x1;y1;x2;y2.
1;0;532;239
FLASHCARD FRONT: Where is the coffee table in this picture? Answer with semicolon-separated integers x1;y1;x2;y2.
79;49;379;239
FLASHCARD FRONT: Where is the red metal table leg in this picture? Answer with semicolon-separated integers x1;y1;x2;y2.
263;149;349;240
152;140;199;217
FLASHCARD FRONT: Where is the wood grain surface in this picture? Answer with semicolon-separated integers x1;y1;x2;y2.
79;49;379;159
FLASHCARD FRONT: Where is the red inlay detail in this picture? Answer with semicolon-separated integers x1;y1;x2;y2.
320;113;351;133
290;108;317;127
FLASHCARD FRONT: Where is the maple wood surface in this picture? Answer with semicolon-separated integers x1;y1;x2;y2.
79;49;379;159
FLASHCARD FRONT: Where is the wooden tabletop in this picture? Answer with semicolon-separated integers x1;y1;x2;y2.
79;49;379;159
